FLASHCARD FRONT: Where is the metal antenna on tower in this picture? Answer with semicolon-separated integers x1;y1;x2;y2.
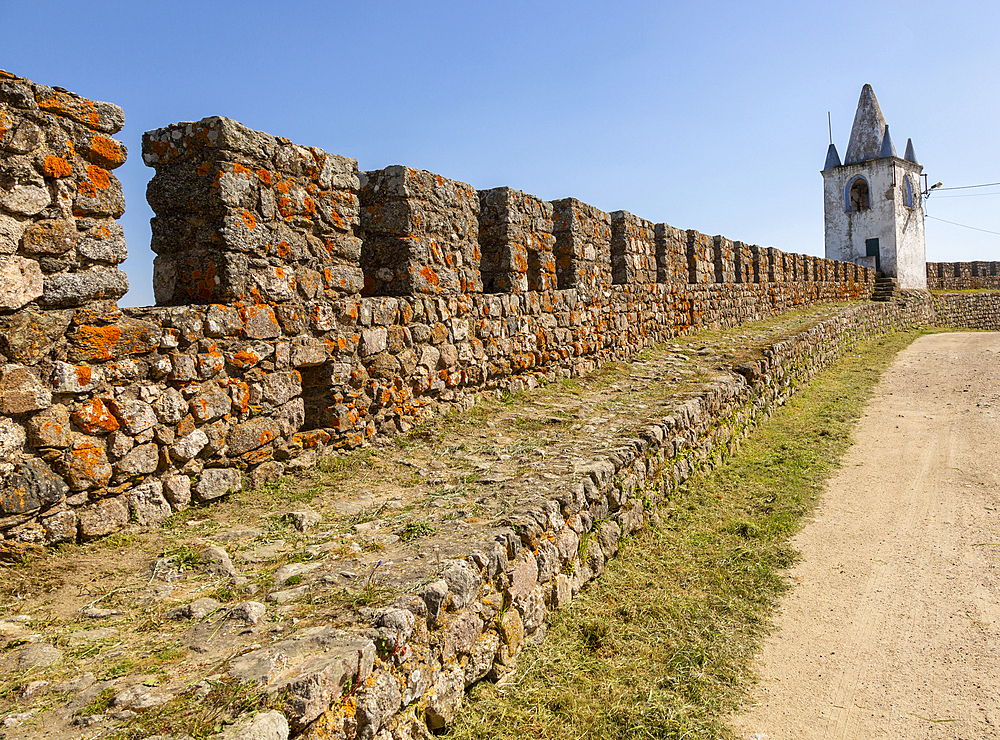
828;112;833;145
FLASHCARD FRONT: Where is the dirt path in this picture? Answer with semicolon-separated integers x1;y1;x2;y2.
730;333;1000;739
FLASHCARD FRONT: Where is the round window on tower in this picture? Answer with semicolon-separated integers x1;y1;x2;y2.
846;176;870;212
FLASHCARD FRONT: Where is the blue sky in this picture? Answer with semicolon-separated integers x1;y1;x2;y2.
5;0;999;307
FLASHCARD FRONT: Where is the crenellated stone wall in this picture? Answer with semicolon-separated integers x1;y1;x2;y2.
0;70;885;553
926;261;1000;290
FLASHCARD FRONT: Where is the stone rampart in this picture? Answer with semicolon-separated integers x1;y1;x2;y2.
933;291;1000;331
0;70;880;550
278;294;939;738
927;261;1000;290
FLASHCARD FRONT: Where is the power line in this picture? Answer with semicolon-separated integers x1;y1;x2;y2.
934;192;1000;199
926;215;1000;236
936;181;1000;191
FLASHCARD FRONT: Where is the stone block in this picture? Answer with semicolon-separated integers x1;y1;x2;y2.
66;318;159;363
0;308;72;364
26;404;70;448
127;480;172;526
0;183;50;216
360;166;481;295
228;417;281;457
170;429;208;462
0;364;51;414
610;211;656;285
71;398;119;434
1;458;66;515
50;361;102;394
115;443;159;479
106;398;156;434
19;219;78;256
41;509;77;545
61;438;113;490
77;498;128;540
40;267;128;308
0;256;43;309
551;198;612;293
195;467;242;501
478;187;556;293
0;213;26;253
163;473;192;509
34;85;125;134
424;667;464;731
189;382;232;422
76;221;127;264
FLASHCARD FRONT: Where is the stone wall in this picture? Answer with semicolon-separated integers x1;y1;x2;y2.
293;294;938;739
0;71;881;551
933;291;1000;331
926;261;1000;290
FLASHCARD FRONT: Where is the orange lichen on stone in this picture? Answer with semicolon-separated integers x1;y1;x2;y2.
72;325;122;362
74;366;93;386
43;156;72;179
78;165;111;198
419;266;440;288
233;163;252;177
241;210;257;230
195;261;218;301
229;348;261;369
72;398;119;434
276;197;295;219
292;430;331;448
89;136;126;168
36;90;101;128
197;162;213;178
256;168;272;185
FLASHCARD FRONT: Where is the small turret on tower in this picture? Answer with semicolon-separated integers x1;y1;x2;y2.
822;85;927;289
824;143;842;170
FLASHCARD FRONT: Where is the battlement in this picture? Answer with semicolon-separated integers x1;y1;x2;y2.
0;71;877;549
926;261;1000;291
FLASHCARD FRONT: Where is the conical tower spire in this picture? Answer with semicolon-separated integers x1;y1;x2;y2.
904;138;918;164
823;143;842;170
845;84;887;164
878;125;896;158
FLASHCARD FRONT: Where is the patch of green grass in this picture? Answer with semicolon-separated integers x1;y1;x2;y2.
398;521;436;543
162;545;201;570
77;687;116;717
448;328;930;740
102;657;139;680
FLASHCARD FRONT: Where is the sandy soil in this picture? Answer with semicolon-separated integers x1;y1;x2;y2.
730;332;1000;739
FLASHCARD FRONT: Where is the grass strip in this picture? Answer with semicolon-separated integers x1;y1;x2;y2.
448;327;932;740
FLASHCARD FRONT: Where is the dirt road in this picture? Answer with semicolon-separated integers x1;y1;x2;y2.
730;332;1000;740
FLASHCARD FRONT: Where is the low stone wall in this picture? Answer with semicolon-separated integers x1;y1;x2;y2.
288;295;936;739
927;261;1000;290
0;70;879;551
933;291;1000;331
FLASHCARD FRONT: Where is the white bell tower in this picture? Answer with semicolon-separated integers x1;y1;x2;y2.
822;85;927;289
